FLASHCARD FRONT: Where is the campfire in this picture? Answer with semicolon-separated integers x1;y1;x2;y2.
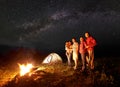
18;63;33;76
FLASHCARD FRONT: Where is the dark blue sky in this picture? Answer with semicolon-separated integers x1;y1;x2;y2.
0;0;120;54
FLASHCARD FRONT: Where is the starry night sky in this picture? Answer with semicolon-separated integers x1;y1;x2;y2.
0;0;120;56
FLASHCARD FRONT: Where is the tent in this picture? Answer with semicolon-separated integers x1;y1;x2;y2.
42;53;63;64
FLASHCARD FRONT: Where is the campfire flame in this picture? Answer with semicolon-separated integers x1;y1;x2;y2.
18;63;33;76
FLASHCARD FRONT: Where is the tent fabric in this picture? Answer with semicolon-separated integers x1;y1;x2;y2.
42;53;63;64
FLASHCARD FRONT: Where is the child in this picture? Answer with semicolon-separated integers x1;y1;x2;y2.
79;37;87;71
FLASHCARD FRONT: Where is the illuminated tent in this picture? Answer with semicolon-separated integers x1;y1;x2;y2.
42;53;62;64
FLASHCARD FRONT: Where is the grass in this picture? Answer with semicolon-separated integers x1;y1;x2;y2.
0;66;18;86
0;56;120;87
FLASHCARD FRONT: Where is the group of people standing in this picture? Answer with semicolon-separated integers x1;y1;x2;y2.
65;32;97;71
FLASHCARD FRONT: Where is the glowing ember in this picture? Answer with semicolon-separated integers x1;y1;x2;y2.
18;63;33;76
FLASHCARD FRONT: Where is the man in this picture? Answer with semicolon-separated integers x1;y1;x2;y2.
65;41;72;66
79;37;87;71
85;32;97;70
72;38;79;70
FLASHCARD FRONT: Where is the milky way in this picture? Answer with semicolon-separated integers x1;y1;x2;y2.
0;0;120;51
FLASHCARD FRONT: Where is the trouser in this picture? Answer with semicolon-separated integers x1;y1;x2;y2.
66;52;72;66
73;52;78;70
81;53;86;70
88;50;94;69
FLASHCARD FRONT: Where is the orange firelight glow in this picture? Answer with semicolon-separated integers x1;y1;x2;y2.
18;63;33;76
